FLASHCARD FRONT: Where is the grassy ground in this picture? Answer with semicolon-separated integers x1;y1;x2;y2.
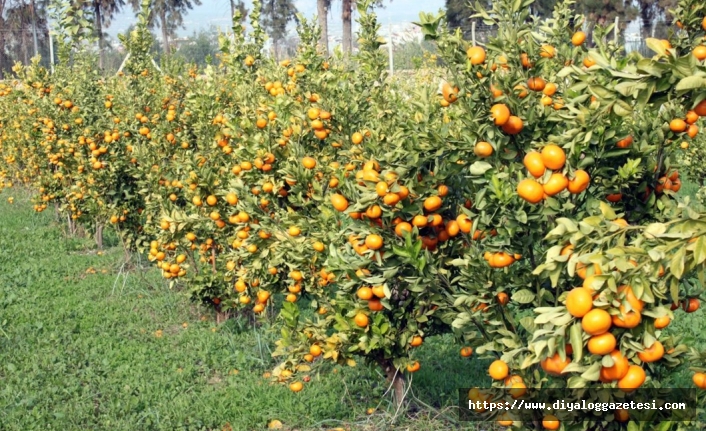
0;192;490;431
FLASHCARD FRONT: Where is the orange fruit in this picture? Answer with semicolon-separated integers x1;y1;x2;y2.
617;285;644;312
331;194;349;211
488;360;509;380
368;298;384;311
289;381;304;392
517;179;544;204
693;372;706;389
571;31;586;46
354;313;369;328
365;234;383;250
412;214;428;228
670;118;687;133
406;361;421;373
490;103;511;126
543;173;568;196
467;46;486;65
612;306;641;329
302;156;317;169
617;365;646;392
542;414;559;430
410;336;423;347
616;135;633;148
566;287;593;317
541;353;570;376
581;309;612;335
606;193;622;202
654;316;670;329
588;332;616;355
583;56;596;67
540;144;566;170
568;170;590;193
695;99;706;116
542;82;557;96
357;287;373;300
351;132;364;144
527;77;546;91
539;45;555;58
456;214;472;233
686;110;699;124
694;46;706;61
460;347;473;357
474;141;494;157
445;220;460;237
423;196;442;212
600;350;629;382
523;152;546;178
395;222;413;236
501;115;523;134
206;195;218;206
637;341;664;363
685;298;700;313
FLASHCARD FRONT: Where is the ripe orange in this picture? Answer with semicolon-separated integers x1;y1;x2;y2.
395;222;413;236
542;82;557;96
542;414;560;430
289;381;304;392
288;226;301;236
617;285;644;312
566;287;593;317
543;173;568;196
686;110;699;124
501;116;523;134
541;353;570;376
695;99;706;116
310;344;322;357
670;118;687;133
694;46;706;61
600;350;629;382
474;141;494;157
488;360;509;380
467;46;486;65
206;195;218;206
588;332;616;355
583;56;596;67
365;234;383;250
606;192;623;202
614;408;628;422
527;77;546;91
617;365;646;392
357;287;374;300
637;341;664;363
523;152;546;178
540;144;566;170
368;299;384;311
302;156;317;169
423;196;442;212
693;372;706;389
351;132;364;144
568;170;590;193
612;306;641;329
581;309;612;335
654;316;670;329
571;31;586;46
407;361;421;373
539;45;555;58
490;103;511;126
412;215;428;228
517;179;544;204
685;298;700;313
331;194;349;211
460;347;473;357
410;336;423;347
354;313;369;328
225;192;238;205
445;220;460;237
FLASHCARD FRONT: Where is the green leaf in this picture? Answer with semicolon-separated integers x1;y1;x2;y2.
470;161;493;176
512;289;536;304
570;323;583;363
675;76;706;91
669;247;686;279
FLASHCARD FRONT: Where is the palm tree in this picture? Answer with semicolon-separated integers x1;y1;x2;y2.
341;0;351;53
129;0;201;54
317;0;330;54
93;0;126;68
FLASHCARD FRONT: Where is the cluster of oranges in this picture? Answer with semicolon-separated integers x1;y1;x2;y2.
517;145;589;204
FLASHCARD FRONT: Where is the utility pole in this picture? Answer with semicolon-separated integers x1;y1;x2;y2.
30;0;39;57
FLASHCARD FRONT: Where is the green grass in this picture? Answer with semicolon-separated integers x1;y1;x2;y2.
0;192;487;431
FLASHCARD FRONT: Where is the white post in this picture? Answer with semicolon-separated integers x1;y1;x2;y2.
471;21;476;45
48;31;54;73
117;52;130;74
388;23;393;76
614;16;619;44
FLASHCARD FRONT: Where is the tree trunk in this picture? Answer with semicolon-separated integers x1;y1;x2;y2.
379;359;406;408
94;0;104;69
0;23;6;79
342;0;352;54
159;8;170;54
317;0;328;55
95;223;104;250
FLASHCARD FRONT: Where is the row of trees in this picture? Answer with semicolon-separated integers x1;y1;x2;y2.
446;0;679;41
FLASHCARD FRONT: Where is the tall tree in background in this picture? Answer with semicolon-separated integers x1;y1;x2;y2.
317;0;330;54
229;0;247;27
445;0;490;40
261;0;297;59
0;0;9;77
635;0;677;38
341;0;351;53
93;0;125;68
130;0;201;54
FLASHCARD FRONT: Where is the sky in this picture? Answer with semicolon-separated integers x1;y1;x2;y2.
104;0;447;40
